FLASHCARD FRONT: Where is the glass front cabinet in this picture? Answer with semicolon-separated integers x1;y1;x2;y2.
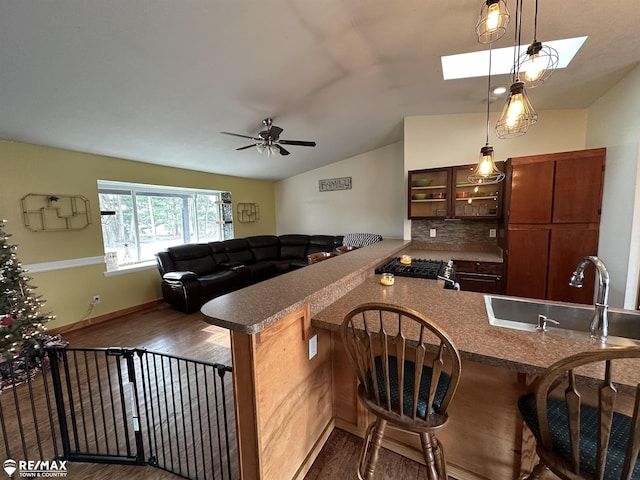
408;162;504;219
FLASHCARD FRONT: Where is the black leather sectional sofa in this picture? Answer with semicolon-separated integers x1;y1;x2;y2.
156;234;344;313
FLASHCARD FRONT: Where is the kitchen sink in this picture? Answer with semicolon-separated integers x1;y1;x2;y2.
484;295;640;346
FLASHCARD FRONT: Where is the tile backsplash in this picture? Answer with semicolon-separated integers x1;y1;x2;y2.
411;219;499;249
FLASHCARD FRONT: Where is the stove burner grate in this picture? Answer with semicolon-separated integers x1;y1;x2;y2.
375;257;448;280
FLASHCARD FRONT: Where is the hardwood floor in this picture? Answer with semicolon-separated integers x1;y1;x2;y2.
305;428;430;480
25;304;436;479
62;304;233;365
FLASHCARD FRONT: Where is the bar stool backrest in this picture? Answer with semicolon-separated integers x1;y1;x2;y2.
523;347;640;480
341;302;461;430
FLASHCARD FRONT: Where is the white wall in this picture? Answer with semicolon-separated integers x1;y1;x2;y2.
403;110;589;239
586;63;640;309
275;142;405;238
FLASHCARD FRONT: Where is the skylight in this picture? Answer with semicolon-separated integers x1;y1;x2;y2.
441;36;587;80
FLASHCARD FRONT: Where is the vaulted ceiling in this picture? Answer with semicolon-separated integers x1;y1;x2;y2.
1;1;638;180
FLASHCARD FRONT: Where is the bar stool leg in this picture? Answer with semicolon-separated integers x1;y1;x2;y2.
420;432;441;480
358;418;387;480
432;435;448;478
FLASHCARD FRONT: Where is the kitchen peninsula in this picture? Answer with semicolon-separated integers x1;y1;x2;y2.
201;240;638;480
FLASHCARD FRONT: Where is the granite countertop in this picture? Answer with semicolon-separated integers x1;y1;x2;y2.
312;276;640;389
201;239;410;334
201;238;638;388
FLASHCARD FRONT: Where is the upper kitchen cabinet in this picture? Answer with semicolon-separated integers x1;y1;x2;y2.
452;164;503;219
408;168;451;219
408;163;504;219
507;149;605;224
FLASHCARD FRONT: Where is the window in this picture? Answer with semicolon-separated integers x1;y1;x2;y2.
98;180;233;268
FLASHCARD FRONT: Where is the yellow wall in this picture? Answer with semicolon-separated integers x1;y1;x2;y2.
2;140;276;329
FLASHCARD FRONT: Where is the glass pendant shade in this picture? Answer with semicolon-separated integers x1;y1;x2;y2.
495;81;538;138
518;41;559;88
468;144;505;184
256;143;281;156
476;0;510;44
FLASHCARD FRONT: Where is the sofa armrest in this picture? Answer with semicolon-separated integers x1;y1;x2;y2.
219;262;245;270
163;271;198;282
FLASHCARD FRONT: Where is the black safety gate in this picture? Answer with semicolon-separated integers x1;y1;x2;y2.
0;347;238;480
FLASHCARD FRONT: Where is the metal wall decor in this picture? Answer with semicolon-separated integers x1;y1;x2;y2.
21;193;92;231
237;202;260;223
319;177;352;192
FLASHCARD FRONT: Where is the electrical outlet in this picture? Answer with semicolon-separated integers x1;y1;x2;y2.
489;228;497;238
309;334;318;359
91;295;101;305
429;228;437;238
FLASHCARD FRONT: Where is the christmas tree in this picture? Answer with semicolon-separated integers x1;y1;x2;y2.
0;220;54;360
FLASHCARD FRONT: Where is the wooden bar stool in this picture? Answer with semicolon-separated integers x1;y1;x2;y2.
341;302;462;480
518;346;640;480
307;251;337;264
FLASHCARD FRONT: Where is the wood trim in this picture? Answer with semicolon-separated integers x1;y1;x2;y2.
509;147;607;165
231;331;261;480
49;299;164;335
232;305;333;480
515;372;538;478
255;304;312;344
292;420;335;480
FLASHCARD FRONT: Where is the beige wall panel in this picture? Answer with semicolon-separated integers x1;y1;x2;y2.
2;140;276;328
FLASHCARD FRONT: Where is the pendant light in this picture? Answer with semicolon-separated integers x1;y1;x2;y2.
469;45;505;185
517;0;558;88
476;0;510;44
495;80;538;138
495;0;537;138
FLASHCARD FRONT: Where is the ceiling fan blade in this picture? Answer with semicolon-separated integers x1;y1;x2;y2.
278;140;316;147
275;144;290;156
236;144;258;151
221;131;260;140
269;126;283;139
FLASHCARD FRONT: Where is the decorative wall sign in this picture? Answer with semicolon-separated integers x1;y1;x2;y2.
319;177;352;192
21;193;92;231
237;203;260;223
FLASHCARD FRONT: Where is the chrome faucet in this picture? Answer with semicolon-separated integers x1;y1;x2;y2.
569;256;609;342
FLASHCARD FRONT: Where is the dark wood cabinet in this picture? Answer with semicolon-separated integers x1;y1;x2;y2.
547;225;599;304
508;160;554;224
408;163;504;220
455;260;504;294
552;155;604;223
505;227;550;299
503;148;605;304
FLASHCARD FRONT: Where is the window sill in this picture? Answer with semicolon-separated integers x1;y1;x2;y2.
104;261;157;277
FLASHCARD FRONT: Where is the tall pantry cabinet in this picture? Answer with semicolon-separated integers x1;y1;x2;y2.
502;148;606;305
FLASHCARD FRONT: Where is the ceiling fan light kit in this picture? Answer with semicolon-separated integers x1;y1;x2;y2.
221;118;316;157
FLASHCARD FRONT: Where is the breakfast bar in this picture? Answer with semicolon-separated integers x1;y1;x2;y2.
201;240;639;480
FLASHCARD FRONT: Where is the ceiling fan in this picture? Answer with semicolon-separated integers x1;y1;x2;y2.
221;118;316;156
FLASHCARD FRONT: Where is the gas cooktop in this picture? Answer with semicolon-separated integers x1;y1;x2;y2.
375;257;457;288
